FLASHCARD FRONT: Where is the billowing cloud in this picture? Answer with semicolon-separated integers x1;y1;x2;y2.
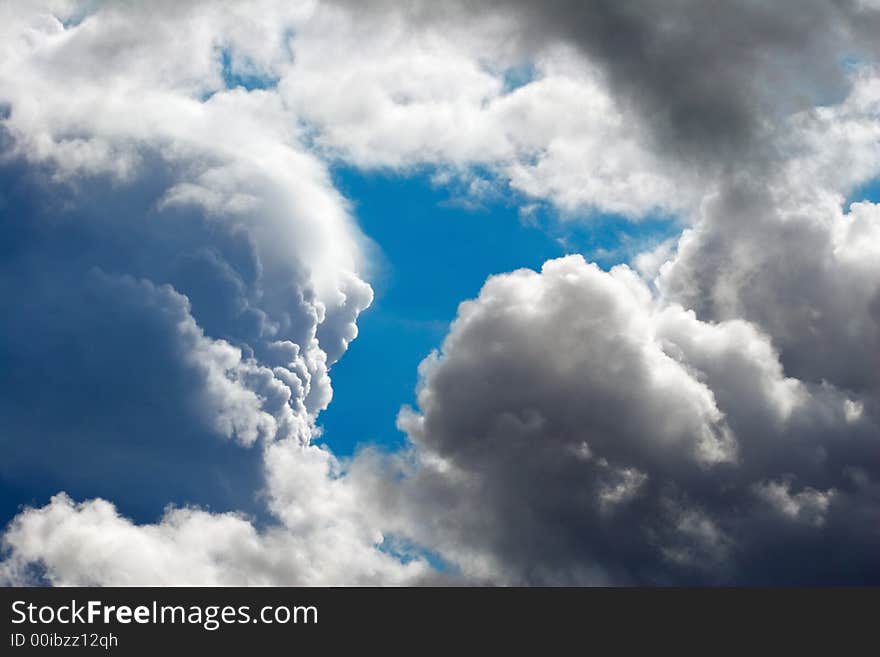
1;442;432;585
335;0;880;164
658;78;880;394
280;18;691;216
373;256;879;584
1;0;880;586
0;0;405;582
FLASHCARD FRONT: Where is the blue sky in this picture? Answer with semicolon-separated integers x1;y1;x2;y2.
318;167;679;456
848;177;880;206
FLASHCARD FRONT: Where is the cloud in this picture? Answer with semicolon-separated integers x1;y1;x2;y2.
1;0;879;586
338;0;880;164
365;45;880;583
314;0;880;218
652;71;880;398
279;8;695;217
0;0;415;583
371;256;880;584
0;444;430;586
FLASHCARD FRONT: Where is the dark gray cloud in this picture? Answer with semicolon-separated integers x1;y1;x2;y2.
371;256;880;585
659;180;880;394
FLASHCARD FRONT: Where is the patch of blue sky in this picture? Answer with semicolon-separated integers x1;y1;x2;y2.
377;534;450;574
317;166;681;456
501;62;538;93
839;54;862;73
846;177;880;206
198;47;281;102
58;6;91;30
219;48;279;91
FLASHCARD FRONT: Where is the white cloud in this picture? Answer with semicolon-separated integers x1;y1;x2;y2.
1;0;880;587
754;480;835;528
1;472;429;586
0;0;406;584
280;11;695;216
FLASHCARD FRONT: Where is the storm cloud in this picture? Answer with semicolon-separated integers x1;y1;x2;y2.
1;1;879;585
371;256;880;584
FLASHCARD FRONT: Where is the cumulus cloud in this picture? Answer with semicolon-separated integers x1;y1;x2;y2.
359;12;880;580
354;9;880;579
0;0;403;582
1;442;432;586
1;0;880;586
655;73;880;394
337;0;880;163
372;256;880;584
280;18;690;216
659;187;880;393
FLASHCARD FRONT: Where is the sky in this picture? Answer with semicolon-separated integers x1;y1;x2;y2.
1;0;880;586
320;167;677;456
